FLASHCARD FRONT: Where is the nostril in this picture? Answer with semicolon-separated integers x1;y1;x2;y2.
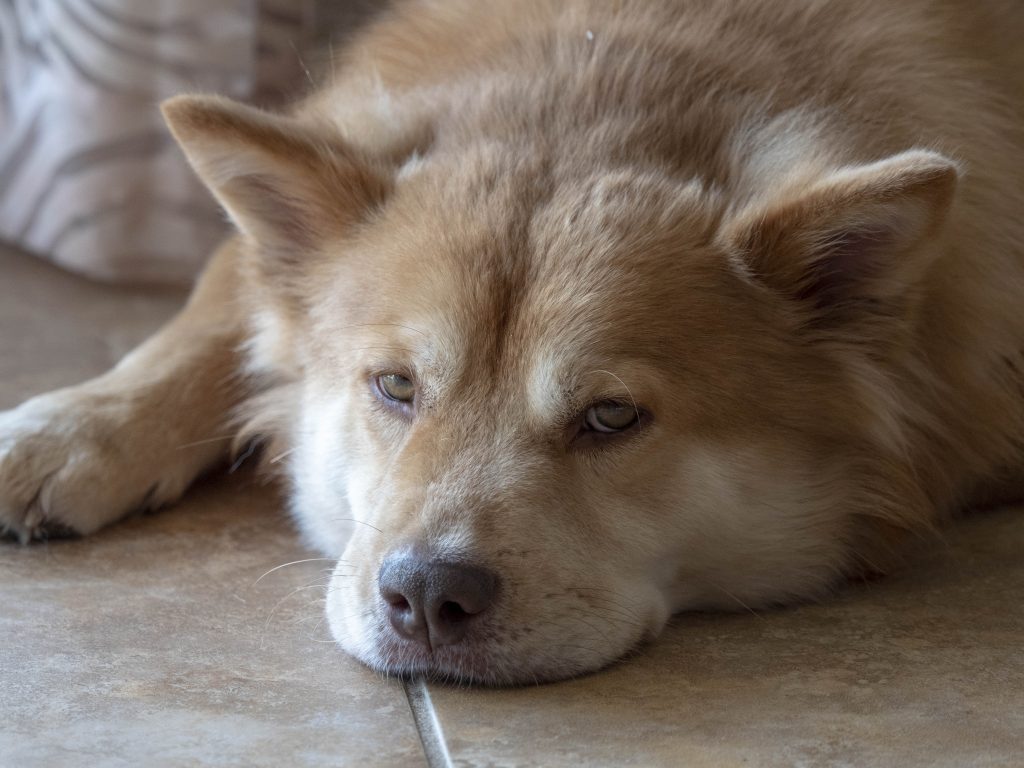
383;591;411;611
438;600;471;625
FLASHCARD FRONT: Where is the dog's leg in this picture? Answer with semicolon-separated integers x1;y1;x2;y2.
0;238;250;542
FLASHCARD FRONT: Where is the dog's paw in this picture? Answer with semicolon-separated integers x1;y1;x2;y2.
0;390;187;543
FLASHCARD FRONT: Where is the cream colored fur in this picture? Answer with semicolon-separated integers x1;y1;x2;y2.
2;0;1023;684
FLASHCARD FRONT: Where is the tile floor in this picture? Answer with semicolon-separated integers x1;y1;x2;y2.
2;245;1023;767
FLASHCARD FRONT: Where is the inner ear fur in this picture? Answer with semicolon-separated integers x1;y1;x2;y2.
162;94;392;257
721;150;960;324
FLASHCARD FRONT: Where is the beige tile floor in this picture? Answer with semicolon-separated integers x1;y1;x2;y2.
2;244;1023;767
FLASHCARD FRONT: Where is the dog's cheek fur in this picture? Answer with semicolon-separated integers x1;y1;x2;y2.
665;443;858;609
286;391;357;557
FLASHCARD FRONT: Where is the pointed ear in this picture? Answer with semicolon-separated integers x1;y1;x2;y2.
720;150;959;326
161;95;391;254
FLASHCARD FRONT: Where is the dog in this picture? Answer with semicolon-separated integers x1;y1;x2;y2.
2;0;1023;685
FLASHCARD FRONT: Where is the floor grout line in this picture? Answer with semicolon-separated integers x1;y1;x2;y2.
402;677;455;768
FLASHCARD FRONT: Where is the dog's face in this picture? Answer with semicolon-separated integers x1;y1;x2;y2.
165;97;956;683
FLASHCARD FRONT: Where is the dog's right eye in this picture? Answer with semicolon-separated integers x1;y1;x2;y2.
375;373;416;404
585;401;641;433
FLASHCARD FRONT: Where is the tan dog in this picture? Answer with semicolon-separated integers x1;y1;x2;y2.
2;0;1024;684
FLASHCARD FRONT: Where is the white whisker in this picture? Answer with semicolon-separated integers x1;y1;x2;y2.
252;558;337;586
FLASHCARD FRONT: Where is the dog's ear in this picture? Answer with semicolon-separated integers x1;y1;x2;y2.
162;95;390;255
721;150;959;326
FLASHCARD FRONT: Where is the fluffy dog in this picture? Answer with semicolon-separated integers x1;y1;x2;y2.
2;0;1023;684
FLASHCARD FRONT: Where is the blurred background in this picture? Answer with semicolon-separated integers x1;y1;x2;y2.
0;0;380;286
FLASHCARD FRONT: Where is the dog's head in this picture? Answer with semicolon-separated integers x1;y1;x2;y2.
165;95;957;684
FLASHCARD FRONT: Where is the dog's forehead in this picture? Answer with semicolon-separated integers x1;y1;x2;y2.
344;152;729;396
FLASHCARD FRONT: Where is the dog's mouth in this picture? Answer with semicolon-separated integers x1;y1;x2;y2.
355;628;608;686
364;633;519;685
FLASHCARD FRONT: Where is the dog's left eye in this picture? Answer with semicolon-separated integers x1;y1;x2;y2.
584;401;640;433
376;373;416;403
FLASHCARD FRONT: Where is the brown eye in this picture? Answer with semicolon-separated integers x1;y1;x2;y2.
584;401;640;433
376;373;416;403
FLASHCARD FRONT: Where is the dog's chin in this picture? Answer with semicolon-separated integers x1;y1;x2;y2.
326;600;634;686
359;637;576;686
341;632;622;687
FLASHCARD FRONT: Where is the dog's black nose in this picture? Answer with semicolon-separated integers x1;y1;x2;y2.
378;548;498;649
